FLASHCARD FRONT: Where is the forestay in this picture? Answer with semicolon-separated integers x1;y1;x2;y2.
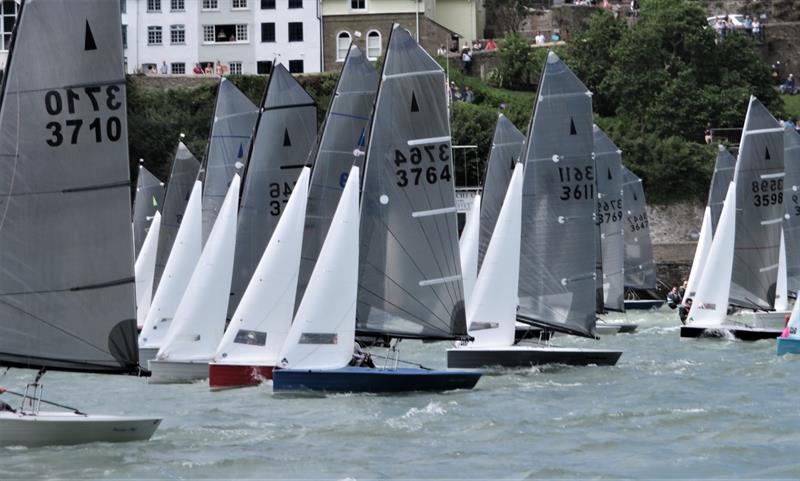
133;165;164;258
593;125;625;312
201;78;258;244
729;97;784;310
0;0;139;373
356;24;467;341
518;51;597;339
228;64;316;318
296;45;378;310
153;141;200;293
622;167;657;290
478;114;525;270
709;145;737;235
783;128;800;291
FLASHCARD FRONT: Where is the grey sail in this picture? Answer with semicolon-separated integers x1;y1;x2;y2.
357;24;467;341
594;125;625;312
729;97;784;310
785;128;800;291
0;0;139;373
517;52;597;339
152;141;200;293
708;145;737;235
477;113;525;270
295;45;378;310
622;167;656;289
201;78;259;244
228;63;317;317
133;165;164;257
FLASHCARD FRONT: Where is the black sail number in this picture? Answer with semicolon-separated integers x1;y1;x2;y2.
394;143;452;187
558;166;595;201
751;178;783;207
627;212;649;232
269;181;296;216
597;198;623;225
43;85;123;147
792;194;800;216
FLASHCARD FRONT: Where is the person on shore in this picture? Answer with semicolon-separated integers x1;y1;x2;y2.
437;44;447;56
485;39;497;50
204;63;213;75
464;86;474;104
192;63;203;75
667;287;681;309
678;298;692;325
780;74;797;95
159;60;168;75
704;122;713;144
462;49;472;75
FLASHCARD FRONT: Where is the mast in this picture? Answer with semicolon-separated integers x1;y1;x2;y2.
0;0;140;373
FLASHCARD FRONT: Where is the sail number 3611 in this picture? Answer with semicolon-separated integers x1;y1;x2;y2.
44;86;123;147
558;166;594;201
394;144;452;187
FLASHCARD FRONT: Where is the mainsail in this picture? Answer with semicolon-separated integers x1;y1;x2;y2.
201;78;259;244
622;167;657;290
729;97;784;310
152;141;200;293
296;45;378;309
478;114;525;270
709;145;737;235
356;24;467;341
0;0;139;373
783;128;800;291
517;51;597;339
133;165;164;257
228;64;317;317
593;125;625;312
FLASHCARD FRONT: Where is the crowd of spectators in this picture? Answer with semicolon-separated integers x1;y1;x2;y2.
710;14;763;41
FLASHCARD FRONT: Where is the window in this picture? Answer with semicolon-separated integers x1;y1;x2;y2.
170;0;184;11
120;0;127;14
288;22;303;42
336;31;350;62
288;60;304;74
261;23;275;42
366;30;381;60
203;24;248;43
0;0;17;51
257;61;273;74
236;24;248;42
203;25;215;43
202;0;218;10
288;0;302;8
170;24;185;44
147;0;161;12
147;26;162;45
122;25;128;49
229;61;243;75
232;0;248;8
171;62;186;74
350;0;365;10
261;0;275;8
298;333;337;344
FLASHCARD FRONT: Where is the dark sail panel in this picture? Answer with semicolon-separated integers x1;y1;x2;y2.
785;128;800;291
729;97;784;309
153;141;200;293
201;78;259;244
296;45;378;309
594;125;625;312
228;64;317;317
0;0;139;373
708;145;736;235
133;165;164;257
478;114;525;270
622;167;656;289
517;52;597;338
357;25;466;340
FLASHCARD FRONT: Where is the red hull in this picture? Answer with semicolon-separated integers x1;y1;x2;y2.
208;364;274;390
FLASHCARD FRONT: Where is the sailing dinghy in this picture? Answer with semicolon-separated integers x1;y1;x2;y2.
0;0;160;446
135;211;161;329
777;283;800;355
133;164;164;258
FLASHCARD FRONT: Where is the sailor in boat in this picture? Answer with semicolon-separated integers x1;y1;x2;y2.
0;388;15;413
667;286;681;309
678;280;688;301
679;298;692;325
349;343;376;368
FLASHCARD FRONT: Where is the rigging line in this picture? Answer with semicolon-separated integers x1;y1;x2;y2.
357;278;451;334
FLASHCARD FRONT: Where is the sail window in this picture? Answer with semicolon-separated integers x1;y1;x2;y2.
336;32;351;62
366;30;381;60
298;333;338;344
234;329;267;346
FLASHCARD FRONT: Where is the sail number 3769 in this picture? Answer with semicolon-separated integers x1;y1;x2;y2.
394;145;452;187
44;86;123;147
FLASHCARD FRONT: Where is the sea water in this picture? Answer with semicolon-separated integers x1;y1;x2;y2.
1;308;798;479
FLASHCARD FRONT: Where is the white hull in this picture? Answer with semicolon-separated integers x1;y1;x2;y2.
138;347;159;363
148;359;209;384
0;411;161;447
595;324;622;336
732;310;790;330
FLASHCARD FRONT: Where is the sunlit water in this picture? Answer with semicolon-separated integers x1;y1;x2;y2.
1;308;798;479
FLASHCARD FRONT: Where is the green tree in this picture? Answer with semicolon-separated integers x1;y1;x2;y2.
484;0;535;35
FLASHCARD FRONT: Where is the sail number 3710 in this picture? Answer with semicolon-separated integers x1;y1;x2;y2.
44;86;123;147
394;144;452;187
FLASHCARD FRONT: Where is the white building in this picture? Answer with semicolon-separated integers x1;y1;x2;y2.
121;0;322;74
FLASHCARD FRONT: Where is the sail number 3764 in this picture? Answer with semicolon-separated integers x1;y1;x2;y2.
394;145;452;187
44;86;123;147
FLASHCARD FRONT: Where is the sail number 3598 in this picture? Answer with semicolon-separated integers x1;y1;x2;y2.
394;144;452;187
44;86;123;147
751;179;782;207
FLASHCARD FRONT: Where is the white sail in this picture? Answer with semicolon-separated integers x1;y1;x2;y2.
685;207;713;300
460;194;481;307
775;229;789;311
687;182;736;326
157;175;241;362
138;181;203;350
214;168;311;366
786;287;800;339
279;166;360;370
467;164;523;347
135;211;162;329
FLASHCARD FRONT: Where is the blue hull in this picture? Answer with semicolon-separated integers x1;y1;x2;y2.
777;337;800;356
272;367;481;393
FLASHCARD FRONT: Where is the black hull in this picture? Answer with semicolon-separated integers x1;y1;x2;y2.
446;347;622;368
680;325;782;341
272;367;481;393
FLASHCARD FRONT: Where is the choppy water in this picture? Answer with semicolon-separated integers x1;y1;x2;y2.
1;308;799;479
